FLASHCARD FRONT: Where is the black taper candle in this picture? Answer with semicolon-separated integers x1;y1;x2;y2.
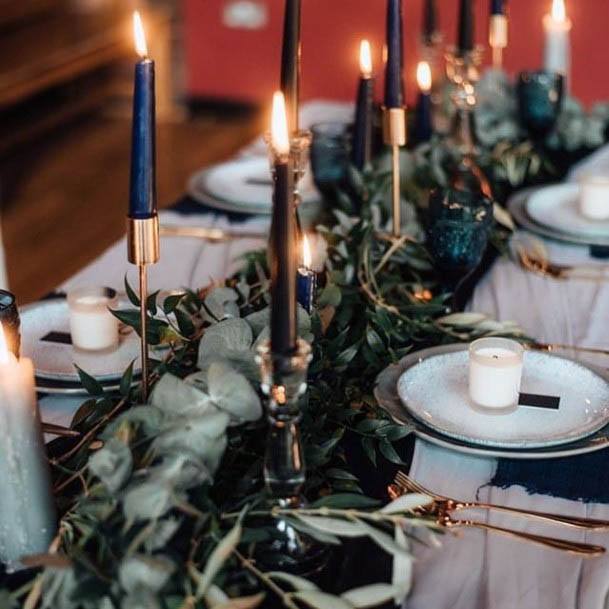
271;161;297;354
415;93;433;143
423;0;438;44
457;0;475;56
280;0;301;134
384;0;405;108
129;58;156;218
352;78;374;170
352;41;375;171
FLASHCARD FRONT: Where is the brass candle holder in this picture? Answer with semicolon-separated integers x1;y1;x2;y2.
127;214;160;401
382;106;407;238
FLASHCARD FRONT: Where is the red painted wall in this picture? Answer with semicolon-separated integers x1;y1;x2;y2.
183;0;609;108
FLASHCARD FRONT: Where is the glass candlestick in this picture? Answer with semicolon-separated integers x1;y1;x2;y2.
255;339;330;575
445;46;493;200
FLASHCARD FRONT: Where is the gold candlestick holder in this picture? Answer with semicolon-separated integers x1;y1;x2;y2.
382;106;407;238
127;214;160;401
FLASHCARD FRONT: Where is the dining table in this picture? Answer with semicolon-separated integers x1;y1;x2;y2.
36;102;609;609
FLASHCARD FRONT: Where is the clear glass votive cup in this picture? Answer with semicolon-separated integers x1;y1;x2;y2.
468;337;524;410
310;122;350;197
67;287;119;352
579;176;609;220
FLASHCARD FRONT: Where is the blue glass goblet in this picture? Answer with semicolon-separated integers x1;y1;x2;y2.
427;188;493;276
517;70;564;141
310;122;350;197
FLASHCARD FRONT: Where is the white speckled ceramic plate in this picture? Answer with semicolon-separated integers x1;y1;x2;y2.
527;183;609;239
21;299;141;382
396;347;609;449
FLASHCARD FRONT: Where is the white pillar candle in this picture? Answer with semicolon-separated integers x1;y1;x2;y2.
579;176;609;220
543;0;572;82
0;324;55;571
67;287;119;352
469;338;524;409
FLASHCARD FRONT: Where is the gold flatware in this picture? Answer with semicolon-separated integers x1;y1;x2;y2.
388;482;605;557
513;240;609;282
395;471;609;531
527;342;609;358
160;225;266;243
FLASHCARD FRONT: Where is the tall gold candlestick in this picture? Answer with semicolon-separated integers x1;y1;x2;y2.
383;107;407;237
127;216;160;401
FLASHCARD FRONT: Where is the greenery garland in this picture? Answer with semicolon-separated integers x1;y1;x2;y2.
4;91;609;609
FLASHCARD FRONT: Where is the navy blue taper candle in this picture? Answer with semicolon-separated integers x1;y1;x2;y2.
415;61;433;143
280;0;301;135
491;0;505;15
457;0;474;56
384;0;405;108
296;235;316;314
352;40;375;171
423;0;438;45
129;12;156;219
269;93;297;355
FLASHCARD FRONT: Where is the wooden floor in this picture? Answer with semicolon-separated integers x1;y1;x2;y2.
1;107;264;304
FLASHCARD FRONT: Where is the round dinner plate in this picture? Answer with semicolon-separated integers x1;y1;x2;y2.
527;183;609;239
509;187;609;247
21;299;141;382
375;344;609;460
188;157;318;215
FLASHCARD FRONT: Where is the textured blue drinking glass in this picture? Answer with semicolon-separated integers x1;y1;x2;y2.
427;188;494;273
310;122;350;196
517;70;564;140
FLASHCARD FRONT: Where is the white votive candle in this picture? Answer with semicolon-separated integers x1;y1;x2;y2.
469;338;524;409
0;323;55;571
579;176;609;220
67;287;119;352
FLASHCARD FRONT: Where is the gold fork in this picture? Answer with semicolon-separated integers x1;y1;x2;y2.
395;471;609;530
388;483;605;557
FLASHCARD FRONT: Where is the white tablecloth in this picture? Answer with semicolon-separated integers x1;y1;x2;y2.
38;110;609;609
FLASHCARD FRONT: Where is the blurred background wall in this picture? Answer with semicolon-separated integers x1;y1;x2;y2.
184;0;609;108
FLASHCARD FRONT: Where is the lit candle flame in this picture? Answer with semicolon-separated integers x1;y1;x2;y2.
271;91;290;156
303;234;312;269
551;0;566;22
0;323;10;365
133;11;148;58
359;40;373;78
417;61;432;94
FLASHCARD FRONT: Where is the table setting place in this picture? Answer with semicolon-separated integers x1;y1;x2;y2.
6;1;609;609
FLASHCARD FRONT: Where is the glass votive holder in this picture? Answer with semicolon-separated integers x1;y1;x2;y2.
67;287;119;352
469;338;524;410
579;176;609;220
310;122;350;196
0;290;21;357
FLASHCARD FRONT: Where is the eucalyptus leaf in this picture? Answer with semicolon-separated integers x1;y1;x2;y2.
123;480;177;522
392;524;413;602
380;493;432;514
195;521;242;599
267;572;319;592
88;438;133;493
341;584;398;608
206;361;262;423
150;373;216;418
213;593;265;609
119;555;175;594
310;494;380;509
295;516;367;538
292;591;354;609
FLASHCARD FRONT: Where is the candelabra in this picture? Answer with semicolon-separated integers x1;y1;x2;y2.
255;339;329;574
